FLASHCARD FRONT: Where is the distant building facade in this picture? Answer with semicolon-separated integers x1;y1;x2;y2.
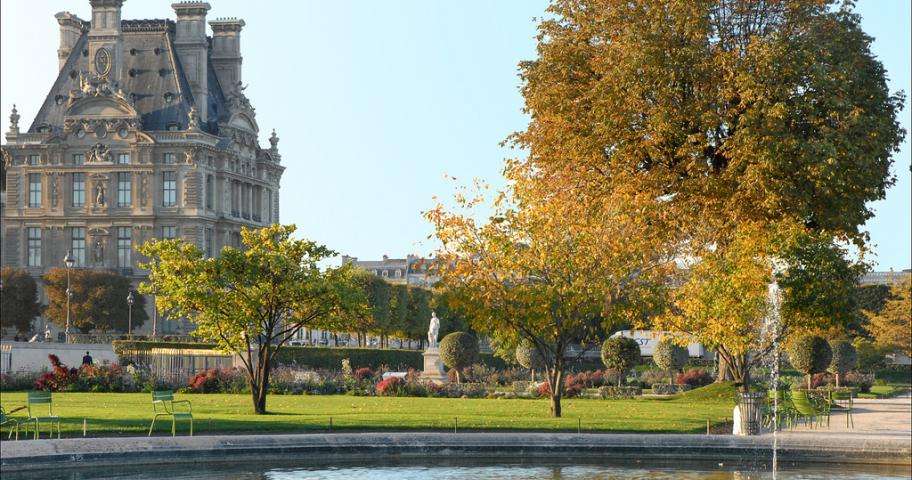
341;254;438;288
1;1;284;336
859;269;911;286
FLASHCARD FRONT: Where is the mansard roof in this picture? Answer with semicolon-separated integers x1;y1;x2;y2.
28;20;228;135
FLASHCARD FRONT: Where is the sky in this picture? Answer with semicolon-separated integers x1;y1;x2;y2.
1;1;909;271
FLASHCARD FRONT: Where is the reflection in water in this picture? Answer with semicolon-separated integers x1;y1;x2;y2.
6;462;908;480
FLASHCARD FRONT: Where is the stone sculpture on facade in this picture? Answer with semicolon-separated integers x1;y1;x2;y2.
94;181;106;207
88;143;111;163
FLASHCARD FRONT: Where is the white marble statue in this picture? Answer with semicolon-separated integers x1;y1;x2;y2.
427;311;440;349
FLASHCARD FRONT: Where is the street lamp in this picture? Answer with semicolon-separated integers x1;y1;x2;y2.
63;250;75;343
126;290;135;337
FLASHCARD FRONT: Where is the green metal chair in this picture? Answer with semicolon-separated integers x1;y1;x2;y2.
791;389;829;429
1;405;26;440
26;391;61;439
764;389;797;430
832;389;855;429
148;391;193;436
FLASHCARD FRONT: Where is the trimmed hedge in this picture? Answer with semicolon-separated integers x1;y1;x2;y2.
598;386;642;399
113;340;506;372
652;383;692;395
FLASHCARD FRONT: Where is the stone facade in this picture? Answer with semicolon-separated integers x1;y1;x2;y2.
341;254;438;287
0;1;284;335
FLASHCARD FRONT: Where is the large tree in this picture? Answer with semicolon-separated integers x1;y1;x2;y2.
514;0;904;246
44;268;147;333
427;179;675;417
866;278;911;357
1;267;42;334
138;224;363;414
513;0;902;389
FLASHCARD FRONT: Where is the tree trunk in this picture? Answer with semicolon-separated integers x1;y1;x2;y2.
835;373;841;388
807;374;812;391
455;369;461;384
548;367;564;417
716;352;734;382
251;349;272;414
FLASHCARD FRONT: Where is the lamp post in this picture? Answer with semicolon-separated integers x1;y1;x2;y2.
64;250;75;343
126;290;134;337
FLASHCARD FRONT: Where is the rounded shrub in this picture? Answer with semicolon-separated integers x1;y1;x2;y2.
828;339;857;387
601;337;641;386
652;339;688;382
788;335;833;389
439;332;479;383
514;339;546;381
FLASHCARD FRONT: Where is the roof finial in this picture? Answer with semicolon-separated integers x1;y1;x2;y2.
269;129;279;151
8;104;20;134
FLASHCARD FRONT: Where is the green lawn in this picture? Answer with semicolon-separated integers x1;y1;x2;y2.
0;385;735;438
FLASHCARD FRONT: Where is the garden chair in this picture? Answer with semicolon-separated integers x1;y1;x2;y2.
1;405;26;440
26;391;61;439
832;389;854;429
791;390;829;429
763;390;797;431
148;390;193;436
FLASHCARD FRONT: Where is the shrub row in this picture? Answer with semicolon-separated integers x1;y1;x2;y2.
598;386;642;399
652;383;692;395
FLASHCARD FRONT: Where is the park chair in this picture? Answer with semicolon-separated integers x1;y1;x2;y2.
1;405;26;440
791;390;830;429
148;391;193;436
26;391;61;439
763;390;797;431
832;389;855;429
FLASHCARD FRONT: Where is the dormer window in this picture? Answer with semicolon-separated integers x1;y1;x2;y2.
163;92;175;103
166;123;179;131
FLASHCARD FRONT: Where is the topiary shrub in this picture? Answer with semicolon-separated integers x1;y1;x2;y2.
514;340;546;382
853;338;887;373
828;339;857;388
653;339;688;383
439;332;479;383
788;335;833;390
601;337;641;386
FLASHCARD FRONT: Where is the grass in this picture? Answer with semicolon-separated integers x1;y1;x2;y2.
857;384;911;399
0;384;736;438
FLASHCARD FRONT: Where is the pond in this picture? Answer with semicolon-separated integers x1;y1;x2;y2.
3;458;908;480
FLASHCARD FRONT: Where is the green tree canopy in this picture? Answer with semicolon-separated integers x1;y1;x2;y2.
601;337;642;387
1;267;42;334
138;224;363;414
438;331;479;383
788;335;833;389
44;268;146;334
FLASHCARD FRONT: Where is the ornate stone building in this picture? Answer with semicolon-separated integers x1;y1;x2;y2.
0;1;284;335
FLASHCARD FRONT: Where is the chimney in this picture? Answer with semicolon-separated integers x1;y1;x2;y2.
55;12;85;71
87;0;124;81
172;2;212;121
209;18;245;95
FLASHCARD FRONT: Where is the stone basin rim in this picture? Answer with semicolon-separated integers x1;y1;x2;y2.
1;432;910;472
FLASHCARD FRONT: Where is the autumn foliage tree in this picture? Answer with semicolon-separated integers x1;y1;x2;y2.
1;267;42;334
866;278;912;357
139;224;364;414
511;0;904;389
44;268;146;333
427;176;675;417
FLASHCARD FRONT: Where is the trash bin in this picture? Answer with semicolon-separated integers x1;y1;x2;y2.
738;392;765;435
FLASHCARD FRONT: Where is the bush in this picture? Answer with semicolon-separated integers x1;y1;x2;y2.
828;340;857;387
375;376;405;396
439;332;479;383
652;383;691;395
843;371;874;393
514;340;546;373
853;338;888;372
675;368;713;388
600;337;641;386
0;372;38;391
653;339;688;379
788;335;833;389
639;369;667;388
353;367;374;381
512;381;537;394
597;385;642;399
187;368;247;393
34;354;78;391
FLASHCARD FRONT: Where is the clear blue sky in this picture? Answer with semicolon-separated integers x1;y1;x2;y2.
2;1;908;270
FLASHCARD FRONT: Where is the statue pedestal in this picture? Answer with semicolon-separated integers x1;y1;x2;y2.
422;347;448;384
